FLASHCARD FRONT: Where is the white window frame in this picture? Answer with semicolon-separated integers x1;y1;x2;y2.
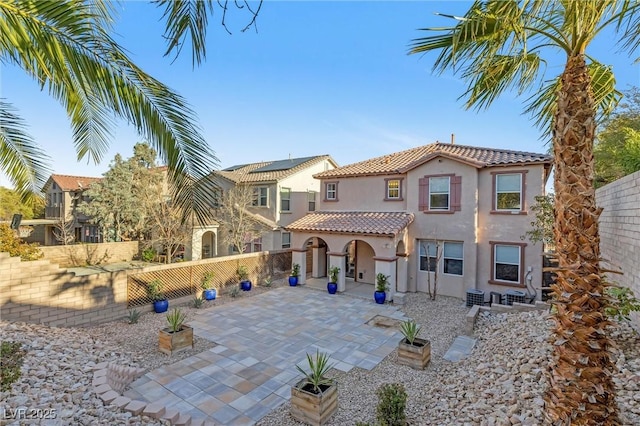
280;187;291;212
308;191;316;211
443;241;463;276
282;232;291;249
429;176;450;210
387;179;400;199
326;183;337;200
253;187;268;207
418;240;438;272
494;244;521;283
495;173;522;211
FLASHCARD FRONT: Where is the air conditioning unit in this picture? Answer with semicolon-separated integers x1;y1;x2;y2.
466;289;485;307
505;290;526;305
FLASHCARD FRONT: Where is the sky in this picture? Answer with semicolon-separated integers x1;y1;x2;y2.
2;0;640;189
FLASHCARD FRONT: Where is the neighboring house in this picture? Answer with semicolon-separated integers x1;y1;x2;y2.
41;174;103;245
191;155;338;260
286;142;553;302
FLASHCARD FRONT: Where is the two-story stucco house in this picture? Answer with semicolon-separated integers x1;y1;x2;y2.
286;142;552;303
190;155;338;260
41;174;103;245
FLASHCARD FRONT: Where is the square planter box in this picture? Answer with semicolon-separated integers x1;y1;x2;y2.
290;378;338;426
397;337;431;370
159;325;193;355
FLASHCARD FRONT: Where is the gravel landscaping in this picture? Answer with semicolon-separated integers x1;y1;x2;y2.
1;281;639;425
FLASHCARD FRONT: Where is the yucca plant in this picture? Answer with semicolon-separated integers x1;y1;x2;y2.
400;320;421;346
295;350;334;394
166;308;186;333
126;309;141;324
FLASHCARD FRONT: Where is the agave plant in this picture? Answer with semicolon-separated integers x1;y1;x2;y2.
295;350;334;394
166;308;186;333
400;320;421;346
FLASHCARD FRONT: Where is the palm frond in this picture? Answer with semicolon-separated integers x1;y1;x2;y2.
0;100;51;199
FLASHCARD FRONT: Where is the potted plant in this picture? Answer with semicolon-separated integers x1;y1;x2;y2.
374;273;388;304
327;266;340;294
158;308;193;355
291;350;338;426
201;271;217;300
237;265;251;291
289;263;301;286
397;320;431;370
147;279;168;313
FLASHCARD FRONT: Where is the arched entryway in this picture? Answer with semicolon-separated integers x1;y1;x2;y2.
201;231;216;259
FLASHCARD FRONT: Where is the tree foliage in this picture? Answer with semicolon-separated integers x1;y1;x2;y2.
0;222;42;260
521;194;555;249
595;87;640;187
0;0;262;220
410;1;640;424
0;187;44;220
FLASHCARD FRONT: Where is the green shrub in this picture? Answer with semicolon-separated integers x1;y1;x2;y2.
0;223;43;261
193;296;204;308
141;247;156;262
376;383;407;426
605;286;640;322
1;341;26;391
126;309;141;324
229;285;240;298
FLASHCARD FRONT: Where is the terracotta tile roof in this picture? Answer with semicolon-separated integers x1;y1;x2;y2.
314;142;552;179
48;174;101;191
286;211;414;237
216;155;337;183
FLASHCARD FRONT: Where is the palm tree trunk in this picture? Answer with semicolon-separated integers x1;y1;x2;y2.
545;55;618;425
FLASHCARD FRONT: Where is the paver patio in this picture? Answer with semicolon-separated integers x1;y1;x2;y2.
124;286;408;425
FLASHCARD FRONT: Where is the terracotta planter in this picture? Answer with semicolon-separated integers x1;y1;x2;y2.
397;337;431;370
290;379;338;426
158;325;193;355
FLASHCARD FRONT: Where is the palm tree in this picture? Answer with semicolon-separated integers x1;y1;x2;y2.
0;0;260;223
410;1;640;424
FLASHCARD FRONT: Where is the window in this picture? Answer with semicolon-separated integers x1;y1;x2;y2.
419;240;438;272
419;175;461;213
492;243;524;283
280;187;291;212
443;242;463;275
384;178;403;201
325;182;338;201
282;232;291;249
493;172;526;212
429;176;450;210
308;191;316;211
244;236;263;253
252;187;268;207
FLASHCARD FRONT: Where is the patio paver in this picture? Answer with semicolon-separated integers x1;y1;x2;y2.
126;286;407;425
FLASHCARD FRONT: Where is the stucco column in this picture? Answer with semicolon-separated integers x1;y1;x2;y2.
395;253;408;293
291;249;307;285
327;252;346;292
311;245;327;278
374;256;397;302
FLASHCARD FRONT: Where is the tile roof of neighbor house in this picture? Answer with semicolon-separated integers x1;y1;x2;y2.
215;155;337;183
286;211;415;237
47;174;102;191
314;142;553;179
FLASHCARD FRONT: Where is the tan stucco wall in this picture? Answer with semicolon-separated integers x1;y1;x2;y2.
317;175;408;212
39;241;139;267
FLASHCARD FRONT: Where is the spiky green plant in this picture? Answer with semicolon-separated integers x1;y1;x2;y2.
166;308;186;333
126;309;141;324
192;296;204;309
295;350;334;394
400;320;421;346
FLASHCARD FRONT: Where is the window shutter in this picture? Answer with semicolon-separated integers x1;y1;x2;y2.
451;175;462;212
419;177;429;211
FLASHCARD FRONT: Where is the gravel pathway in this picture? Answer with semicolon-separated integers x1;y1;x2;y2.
1;283;639;425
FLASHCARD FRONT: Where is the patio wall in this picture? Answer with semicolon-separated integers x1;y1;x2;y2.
0;250;291;328
596;170;640;329
38;241;139;268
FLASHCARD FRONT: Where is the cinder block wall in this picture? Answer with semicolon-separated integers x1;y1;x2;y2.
596;170;640;329
0;253;129;327
38;241;139;268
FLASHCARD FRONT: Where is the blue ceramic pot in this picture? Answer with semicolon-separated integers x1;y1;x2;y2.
240;280;252;291
288;276;298;286
327;282;338;294
153;299;169;313
374;291;386;304
202;289;217;300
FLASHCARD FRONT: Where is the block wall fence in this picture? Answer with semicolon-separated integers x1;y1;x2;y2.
0;250;291;328
596;170;640;329
38;241;139;268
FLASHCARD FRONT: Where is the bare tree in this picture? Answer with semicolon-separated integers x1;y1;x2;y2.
53;215;75;245
214;184;270;254
425;240;442;301
146;200;191;264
